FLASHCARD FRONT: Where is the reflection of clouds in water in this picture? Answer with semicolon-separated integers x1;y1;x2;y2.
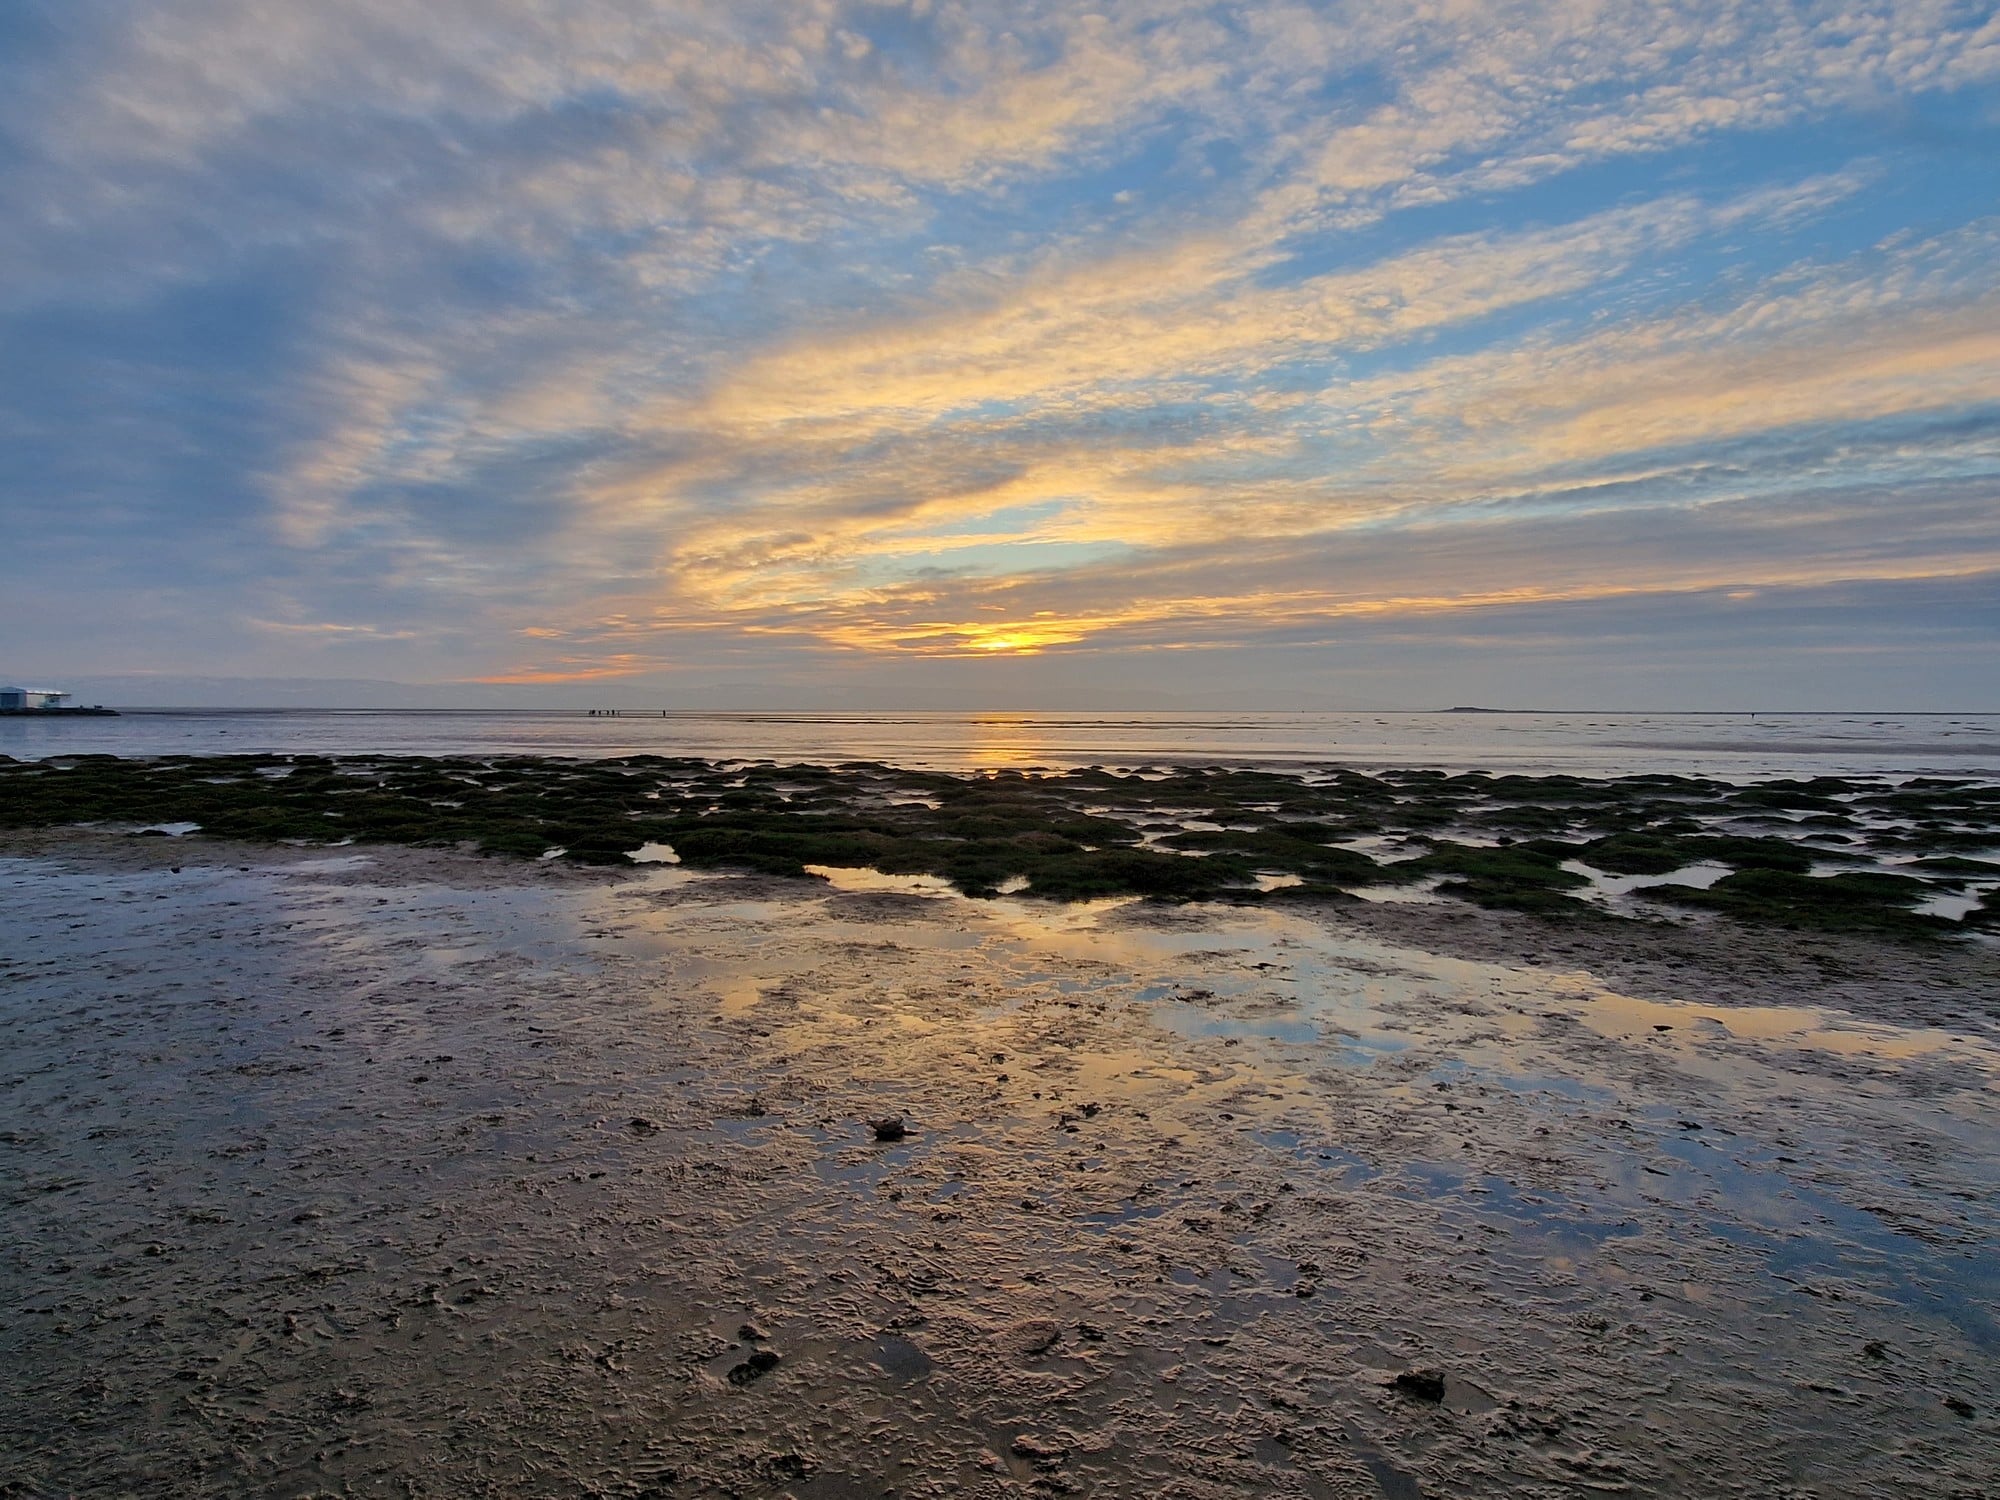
805;865;958;897
1580;987;2000;1068
617;875;2000;1077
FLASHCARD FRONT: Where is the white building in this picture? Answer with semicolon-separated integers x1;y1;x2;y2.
0;688;71;709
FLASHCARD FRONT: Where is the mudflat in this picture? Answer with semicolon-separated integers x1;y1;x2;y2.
2;831;1995;1498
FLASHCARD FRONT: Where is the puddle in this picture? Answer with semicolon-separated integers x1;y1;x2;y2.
1151;1001;1320;1045
806;865;959;897
1399;1164;1644;1253
1562;859;1732;901
1249;872;1305;891
1348;879;1448;905
1578;989;1998;1065
866;1333;934;1383
1916;883;1998;921
272;854;376;874
1253;1130;1382;1183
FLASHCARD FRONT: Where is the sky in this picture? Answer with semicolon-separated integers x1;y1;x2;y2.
3;0;1998;710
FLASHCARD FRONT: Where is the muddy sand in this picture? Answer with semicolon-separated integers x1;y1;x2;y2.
2;831;1996;1498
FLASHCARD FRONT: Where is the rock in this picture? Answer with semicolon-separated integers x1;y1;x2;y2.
1391;1368;1447;1402
726;1349;781;1386
1943;1394;1975;1418
869;1116;908;1142
738;1322;767;1342
628;1116;661;1135
996;1317;1063;1360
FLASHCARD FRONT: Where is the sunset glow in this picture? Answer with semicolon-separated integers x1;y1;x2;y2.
3;2;1997;707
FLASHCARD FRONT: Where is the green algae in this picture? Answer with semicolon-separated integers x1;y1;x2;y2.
1389;840;1597;916
1636;869;1952;937
2;753;1993;931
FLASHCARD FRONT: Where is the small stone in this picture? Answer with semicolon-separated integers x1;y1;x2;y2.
726;1349;780;1386
628;1117;660;1135
1392;1369;1447;1402
1943;1394;1975;1418
869;1116;908;1142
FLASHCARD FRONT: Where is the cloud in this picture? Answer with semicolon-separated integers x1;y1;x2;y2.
568;197;1993;638
2;1;1997;702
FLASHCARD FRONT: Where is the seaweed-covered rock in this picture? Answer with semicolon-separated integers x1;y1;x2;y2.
0;753;1990;924
1638;869;1950;937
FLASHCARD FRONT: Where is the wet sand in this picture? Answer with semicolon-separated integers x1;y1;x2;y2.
3;831;1996;1498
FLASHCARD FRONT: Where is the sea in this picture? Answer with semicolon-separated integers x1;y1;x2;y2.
3;708;1997;782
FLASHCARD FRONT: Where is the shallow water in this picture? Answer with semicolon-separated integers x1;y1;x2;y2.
6;706;1999;780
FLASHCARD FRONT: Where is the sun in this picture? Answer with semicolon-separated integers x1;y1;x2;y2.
964;630;1050;654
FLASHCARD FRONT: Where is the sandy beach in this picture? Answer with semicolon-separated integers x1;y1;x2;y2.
3;828;1995;1498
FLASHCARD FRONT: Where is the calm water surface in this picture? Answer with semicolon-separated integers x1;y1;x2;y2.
4;708;1996;780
